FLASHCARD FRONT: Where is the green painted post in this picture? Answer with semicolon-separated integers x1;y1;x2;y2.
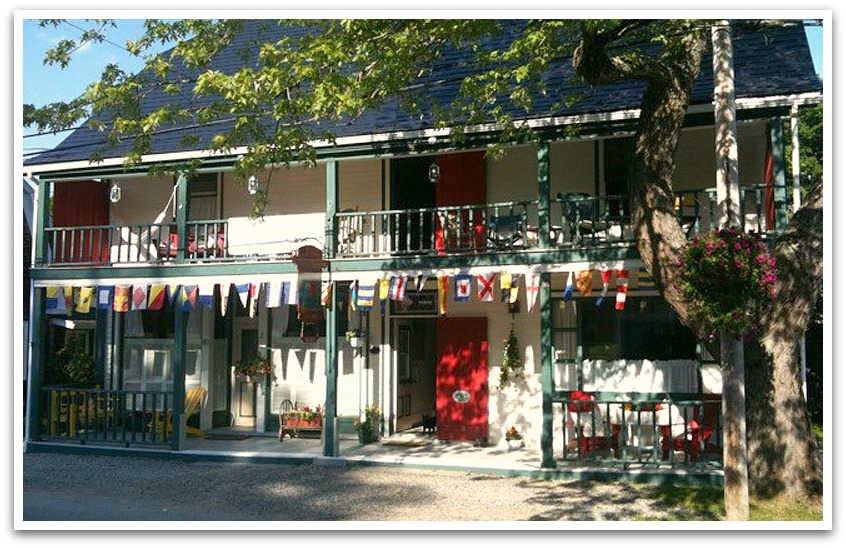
25;287;46;443
171;307;188;450
175;173;189;263
34;179;49;266
539;272;556;468
770;118;788;230
323;281;338;456
325;161;339;260
537;141;551;249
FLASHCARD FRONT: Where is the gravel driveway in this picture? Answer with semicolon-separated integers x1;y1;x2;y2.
22;452;720;523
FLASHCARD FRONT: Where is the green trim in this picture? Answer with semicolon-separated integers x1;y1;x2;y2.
171;308;188;450
26;288;46;441
325;161;338;260
539;272;555;469
175;173;189;263
537;141;551;249
323;281;338;457
329;246;640;273
34;180;49;267
770;118;789;230
31;261;299;281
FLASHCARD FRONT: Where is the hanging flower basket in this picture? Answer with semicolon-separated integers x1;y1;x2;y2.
345;329;366;348
678;227;777;338
232;357;273;383
498;323;524;389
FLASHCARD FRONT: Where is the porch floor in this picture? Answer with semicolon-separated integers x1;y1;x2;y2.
174;426;724;486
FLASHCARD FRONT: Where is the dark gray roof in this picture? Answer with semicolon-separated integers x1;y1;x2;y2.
26;20;821;167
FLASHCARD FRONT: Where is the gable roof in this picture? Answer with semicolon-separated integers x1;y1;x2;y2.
25;20;821;171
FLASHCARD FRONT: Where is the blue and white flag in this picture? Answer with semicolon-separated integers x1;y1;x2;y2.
454;274;472;302
266;281;283;308
564;271;574;301
198;282;215;309
235;283;251;310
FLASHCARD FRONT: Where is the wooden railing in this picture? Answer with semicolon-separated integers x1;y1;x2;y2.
43;220;228;266
335;200;538;257
553;391;723;469
40;387;176;447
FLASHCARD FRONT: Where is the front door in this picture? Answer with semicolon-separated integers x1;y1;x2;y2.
230;320;259;428
436;317;489;441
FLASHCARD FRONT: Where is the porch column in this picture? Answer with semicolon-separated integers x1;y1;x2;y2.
175;172;189;262
323;281;338;456
171;306;188;451
325;161;338;260
790;104;802;213
25;287;46;444
770;118;788;230
33;178;49;267
539;272;556;468
537;141;551;249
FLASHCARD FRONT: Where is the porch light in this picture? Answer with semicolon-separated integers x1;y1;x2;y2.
109;182;121;203
428;161;440;184
247;175;259;195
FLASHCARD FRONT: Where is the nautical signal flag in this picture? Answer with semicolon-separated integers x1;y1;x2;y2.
595;270;612;307
564;271;575;301
415;274;428;292
97;286;113;310
148;284;166;311
236;283;250;310
76;286;93;314
266;281;283;308
437;274;448;315
349;280;358;311
132;285;148;311
283;280;298;306
198;282;215;309
357;283;375;310
219;283;230;316
113;285;130;312
389;276;407;301
45;287;60;310
454;274;472;302
249;283;260;317
477;273;496;302
321;281;333;307
615;270;629;310
576;270;593;296
526;273;540;313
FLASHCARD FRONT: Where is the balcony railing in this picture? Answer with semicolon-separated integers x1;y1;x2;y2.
335;201;538;257
38;184;792;266
40;387;176;447
553;391;723;469
43;220;228;266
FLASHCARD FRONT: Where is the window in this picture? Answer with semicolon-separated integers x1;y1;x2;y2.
188;173;220;221
579;297;697;360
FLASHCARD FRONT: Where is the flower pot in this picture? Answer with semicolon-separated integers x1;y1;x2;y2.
348;337;363;348
357;428;375;444
506;439;523;451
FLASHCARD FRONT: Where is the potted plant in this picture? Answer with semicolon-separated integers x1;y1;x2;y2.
504;425;523;450
353;405;382;444
498;323;524;389
232;357;273;383
345;329;366;348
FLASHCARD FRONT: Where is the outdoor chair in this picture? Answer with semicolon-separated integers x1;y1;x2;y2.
487;214;525;249
148;386;207;439
566;390;620;458
558;193;610;243
659;395;721;462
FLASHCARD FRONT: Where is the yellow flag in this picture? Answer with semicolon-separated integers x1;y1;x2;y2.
75;287;93;314
576;270;593;296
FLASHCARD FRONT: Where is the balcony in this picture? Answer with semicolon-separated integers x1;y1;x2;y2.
38;184;791;267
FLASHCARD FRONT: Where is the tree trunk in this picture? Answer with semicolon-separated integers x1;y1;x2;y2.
749;182;823;503
573;23;824;506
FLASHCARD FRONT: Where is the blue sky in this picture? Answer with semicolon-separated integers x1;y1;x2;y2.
21;19;825;157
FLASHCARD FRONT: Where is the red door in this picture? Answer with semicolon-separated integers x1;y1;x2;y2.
436;317;489;441
53;180;110;263
434;151;487;253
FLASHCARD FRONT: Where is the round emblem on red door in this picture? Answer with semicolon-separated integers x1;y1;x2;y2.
452;389;471;404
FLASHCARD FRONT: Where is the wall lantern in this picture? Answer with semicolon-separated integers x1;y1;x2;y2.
247;175;259;195
428;161;440;184
109;182;122;203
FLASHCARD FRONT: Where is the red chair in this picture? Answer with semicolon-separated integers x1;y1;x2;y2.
660;396;721;462
566;390;620;458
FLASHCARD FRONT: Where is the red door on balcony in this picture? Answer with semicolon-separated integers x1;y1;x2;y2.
436;317;489;442
53;180;110;264
434;151;487;252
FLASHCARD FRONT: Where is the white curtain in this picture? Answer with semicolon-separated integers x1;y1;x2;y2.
581;359;699;393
